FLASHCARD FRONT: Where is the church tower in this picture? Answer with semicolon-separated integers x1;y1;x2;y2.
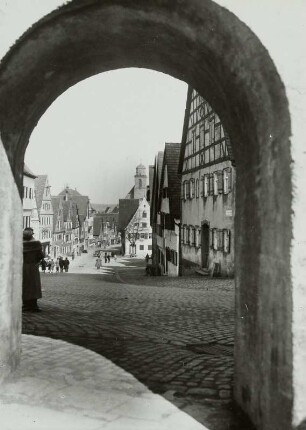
134;164;147;199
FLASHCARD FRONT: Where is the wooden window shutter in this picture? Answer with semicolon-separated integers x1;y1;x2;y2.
186;181;190;199
228;168;232;193
209;174;214;195
217;171;223;193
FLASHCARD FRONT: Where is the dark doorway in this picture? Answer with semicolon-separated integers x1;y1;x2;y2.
201;223;209;269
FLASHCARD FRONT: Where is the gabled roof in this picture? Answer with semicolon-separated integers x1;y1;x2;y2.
125;186;135;199
58;187;82;197
178;86;235;173
118;199;139;231
51;196;62;231
178;86;193;174
62;200;71;222
24;163;37;179
159;143;181;218
34;175;48;210
69;195;89;218
93;216;102;236
71;201;79;229
150;151;164;224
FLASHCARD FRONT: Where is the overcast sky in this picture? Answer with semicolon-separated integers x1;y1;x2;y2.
25;69;187;203
0;0;187;203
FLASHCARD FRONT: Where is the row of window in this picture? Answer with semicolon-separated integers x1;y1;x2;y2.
166;247;178;266
41;230;52;240
134;222;148;228
23;186;34;199
182;167;232;200
23;216;31;229
42;203;51;210
184;140;229;171
181;225;231;253
41;216;52;226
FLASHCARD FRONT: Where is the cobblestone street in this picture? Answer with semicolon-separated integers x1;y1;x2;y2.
22;254;254;430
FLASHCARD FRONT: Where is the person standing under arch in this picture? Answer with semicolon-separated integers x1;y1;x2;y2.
22;227;44;312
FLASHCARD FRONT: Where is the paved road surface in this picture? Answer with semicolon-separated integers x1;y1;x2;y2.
22;252;254;430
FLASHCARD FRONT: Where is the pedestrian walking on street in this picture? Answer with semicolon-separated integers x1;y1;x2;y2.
55;258;60;273
145;253;149;264
64;257;70;272
40;259;47;273
59;257;64;272
107;253;111;263
104;252;108;264
22;227;44;312
49;259;55;273
72;253;75;261
95;257;102;270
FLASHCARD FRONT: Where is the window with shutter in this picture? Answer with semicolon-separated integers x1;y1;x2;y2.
190;179;195;198
217;171;223;193
209;174;214;195
204;175;209;197
223;229;231;253
196;179;199;198
213;172;218;196
228;168;232;193
213;228;218;250
218;229;224;250
201;176;204;196
186;181;190;199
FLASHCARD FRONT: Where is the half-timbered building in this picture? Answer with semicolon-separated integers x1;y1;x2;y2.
178;87;236;277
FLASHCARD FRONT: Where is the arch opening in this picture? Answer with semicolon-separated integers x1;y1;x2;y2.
0;1;292;429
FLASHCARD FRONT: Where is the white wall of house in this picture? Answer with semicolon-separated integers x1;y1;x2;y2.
125;198;152;258
23;174;39;239
181;159;235;276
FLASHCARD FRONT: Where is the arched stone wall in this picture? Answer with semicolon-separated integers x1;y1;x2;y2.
0;1;294;429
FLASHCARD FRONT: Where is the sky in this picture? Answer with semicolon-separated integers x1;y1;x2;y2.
25;69;187;203
0;0;188;203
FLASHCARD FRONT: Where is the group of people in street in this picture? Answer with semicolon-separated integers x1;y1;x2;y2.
22;227;72;312
40;256;70;273
95;251;116;270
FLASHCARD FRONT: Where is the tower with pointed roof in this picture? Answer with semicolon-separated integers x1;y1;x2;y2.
134;164;147;199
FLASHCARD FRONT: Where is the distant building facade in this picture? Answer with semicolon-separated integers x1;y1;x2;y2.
150;152;164;267
154;143;181;276
22;164;39;239
125;164;148;200
178;87;236;277
93;210;120;247
34;175;54;256
124;197;152;257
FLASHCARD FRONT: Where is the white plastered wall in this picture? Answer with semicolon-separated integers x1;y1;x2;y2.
0;138;22;381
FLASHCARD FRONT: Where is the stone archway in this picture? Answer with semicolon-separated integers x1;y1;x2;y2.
0;1;294;429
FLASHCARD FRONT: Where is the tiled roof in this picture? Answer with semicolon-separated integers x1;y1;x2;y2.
62;200;71;222
69;195;89;218
159;143;181;218
118;199;139;231
34;175;48;210
93;217;102;236
51;196;61;231
23;163;37;179
71;201;79;229
125;186;135;199
58;187;82;197
91;203;117;213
